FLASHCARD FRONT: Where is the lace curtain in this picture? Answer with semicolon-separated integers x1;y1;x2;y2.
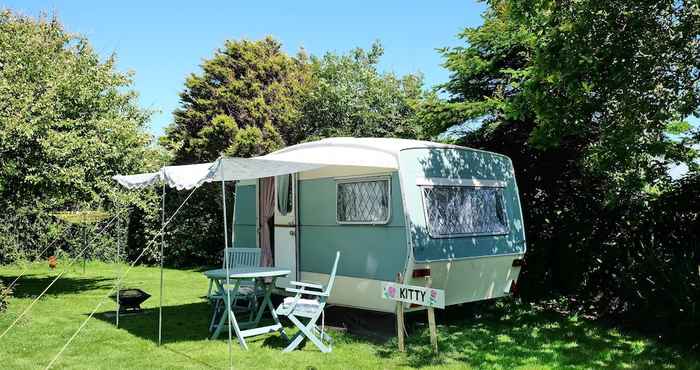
422;186;508;236
336;179;390;223
259;177;275;267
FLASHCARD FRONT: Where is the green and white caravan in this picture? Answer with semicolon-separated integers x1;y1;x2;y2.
231;138;526;312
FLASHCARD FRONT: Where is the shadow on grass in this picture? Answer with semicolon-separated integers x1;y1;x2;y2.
0;273;113;298
376;300;694;369
324;306;396;343
94;301;213;344
93;300;295;349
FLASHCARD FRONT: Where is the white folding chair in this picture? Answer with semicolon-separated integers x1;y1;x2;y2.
276;251;340;353
208;247;262;332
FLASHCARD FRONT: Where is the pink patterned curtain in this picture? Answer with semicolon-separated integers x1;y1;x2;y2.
259;177;275;267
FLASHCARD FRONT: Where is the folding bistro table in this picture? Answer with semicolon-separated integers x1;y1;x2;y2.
204;267;290;349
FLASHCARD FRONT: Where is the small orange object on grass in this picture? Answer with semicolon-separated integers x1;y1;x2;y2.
48;256;57;270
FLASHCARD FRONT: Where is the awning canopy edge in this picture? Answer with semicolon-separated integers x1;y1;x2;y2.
112;157;327;190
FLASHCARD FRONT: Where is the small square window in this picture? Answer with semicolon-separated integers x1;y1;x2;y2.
336;177;391;224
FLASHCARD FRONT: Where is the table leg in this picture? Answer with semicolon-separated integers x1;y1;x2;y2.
250;277;287;340
248;278;261;322
214;279;224;297
208;278;225;332
211;279;235;339
206;279;213;300
211;279;248;350
251;277;271;326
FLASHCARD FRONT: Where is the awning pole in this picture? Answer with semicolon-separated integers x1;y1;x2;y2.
221;163;233;369
116;210;121;328
82;220;87;274
158;181;165;346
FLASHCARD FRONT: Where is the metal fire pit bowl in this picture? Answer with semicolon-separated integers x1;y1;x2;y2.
110;289;151;313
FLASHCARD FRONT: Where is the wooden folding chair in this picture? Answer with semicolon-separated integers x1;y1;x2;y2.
208;247;262;332
276;251;340;353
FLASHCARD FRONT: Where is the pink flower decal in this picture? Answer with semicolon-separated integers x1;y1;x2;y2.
388;286;396;297
430;289;437;298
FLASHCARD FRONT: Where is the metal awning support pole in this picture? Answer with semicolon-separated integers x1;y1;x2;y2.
230;188;236;251
221;162;233;370
158;181;166;346
82;221;87;274
116;210;121;328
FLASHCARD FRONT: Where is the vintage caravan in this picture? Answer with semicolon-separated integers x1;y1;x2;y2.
232;137;527;312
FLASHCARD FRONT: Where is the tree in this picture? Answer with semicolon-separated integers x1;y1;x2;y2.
298;42;424;140
156;37;310;267
421;0;700;194
0;11;161;261
160;37;309;163
162;39;426;161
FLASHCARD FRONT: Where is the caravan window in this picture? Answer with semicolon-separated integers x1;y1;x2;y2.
336;177;391;224
421;185;508;237
276;174;293;215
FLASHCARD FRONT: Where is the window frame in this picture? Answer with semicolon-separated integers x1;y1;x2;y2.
418;177;510;239
275;174;294;216
335;175;392;225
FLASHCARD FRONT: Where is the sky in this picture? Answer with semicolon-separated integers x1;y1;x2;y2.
2;1;487;137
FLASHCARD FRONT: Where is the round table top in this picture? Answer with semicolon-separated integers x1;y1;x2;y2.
203;267;291;279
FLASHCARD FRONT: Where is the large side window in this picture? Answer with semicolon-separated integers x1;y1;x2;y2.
421;185;508;237
336;177;391;224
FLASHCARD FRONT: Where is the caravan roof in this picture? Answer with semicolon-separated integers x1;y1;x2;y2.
263;137;462;169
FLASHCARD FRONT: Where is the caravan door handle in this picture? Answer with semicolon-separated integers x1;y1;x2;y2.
289;229;296;236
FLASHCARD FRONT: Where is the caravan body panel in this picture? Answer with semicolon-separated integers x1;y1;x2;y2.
398;147;526;306
297;170;408;282
232;181;258;248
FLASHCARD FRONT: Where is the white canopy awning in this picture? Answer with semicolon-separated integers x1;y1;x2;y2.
113;163;217;190
113;158;325;190
214;157;324;182
112;137;451;191
113;172;162;190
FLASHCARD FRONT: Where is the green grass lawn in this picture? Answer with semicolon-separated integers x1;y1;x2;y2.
0;262;697;369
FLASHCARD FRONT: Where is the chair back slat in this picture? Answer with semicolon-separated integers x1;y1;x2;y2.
223;247;261;269
324;251;341;296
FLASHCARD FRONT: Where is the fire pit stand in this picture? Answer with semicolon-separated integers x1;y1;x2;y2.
109;289;151;313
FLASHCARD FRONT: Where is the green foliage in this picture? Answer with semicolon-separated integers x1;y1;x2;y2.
160;37;309;162
520;0;700;192
418;3;534;137
420;0;700;193
298;41;425;140
160;39;425;162
52;211;111;224
191;114;239;160
0;11;162;262
602;174;700;339
0;11;159;209
228;122;285;158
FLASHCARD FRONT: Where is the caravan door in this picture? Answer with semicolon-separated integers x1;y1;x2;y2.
273;174;298;288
